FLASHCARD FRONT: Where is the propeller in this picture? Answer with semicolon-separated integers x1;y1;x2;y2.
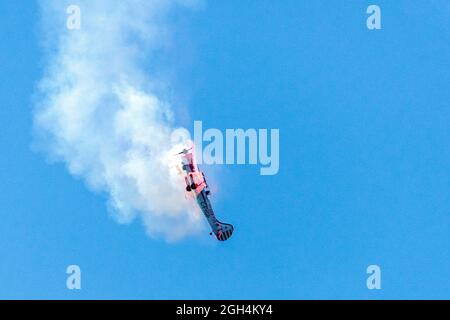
175;147;192;155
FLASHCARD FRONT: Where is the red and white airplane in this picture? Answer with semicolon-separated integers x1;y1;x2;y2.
177;148;234;241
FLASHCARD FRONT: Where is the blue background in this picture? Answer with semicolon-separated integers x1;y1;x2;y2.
0;1;448;299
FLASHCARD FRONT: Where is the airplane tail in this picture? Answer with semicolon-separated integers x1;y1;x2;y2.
215;221;234;241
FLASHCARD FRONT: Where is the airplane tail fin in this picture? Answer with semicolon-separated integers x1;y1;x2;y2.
215;221;234;241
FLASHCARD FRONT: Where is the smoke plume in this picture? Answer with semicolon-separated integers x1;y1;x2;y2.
34;0;202;241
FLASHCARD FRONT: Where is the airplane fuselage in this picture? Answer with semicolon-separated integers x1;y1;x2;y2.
181;151;234;241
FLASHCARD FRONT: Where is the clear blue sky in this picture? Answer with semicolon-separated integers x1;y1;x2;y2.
0;1;449;299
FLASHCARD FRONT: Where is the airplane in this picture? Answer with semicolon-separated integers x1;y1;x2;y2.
177;148;234;241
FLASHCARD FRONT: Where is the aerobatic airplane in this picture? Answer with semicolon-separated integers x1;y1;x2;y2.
177;148;234;241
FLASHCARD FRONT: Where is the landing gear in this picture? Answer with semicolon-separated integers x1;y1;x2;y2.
186;183;197;192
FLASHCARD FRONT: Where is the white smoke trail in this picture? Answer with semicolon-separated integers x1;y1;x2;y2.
34;0;203;241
